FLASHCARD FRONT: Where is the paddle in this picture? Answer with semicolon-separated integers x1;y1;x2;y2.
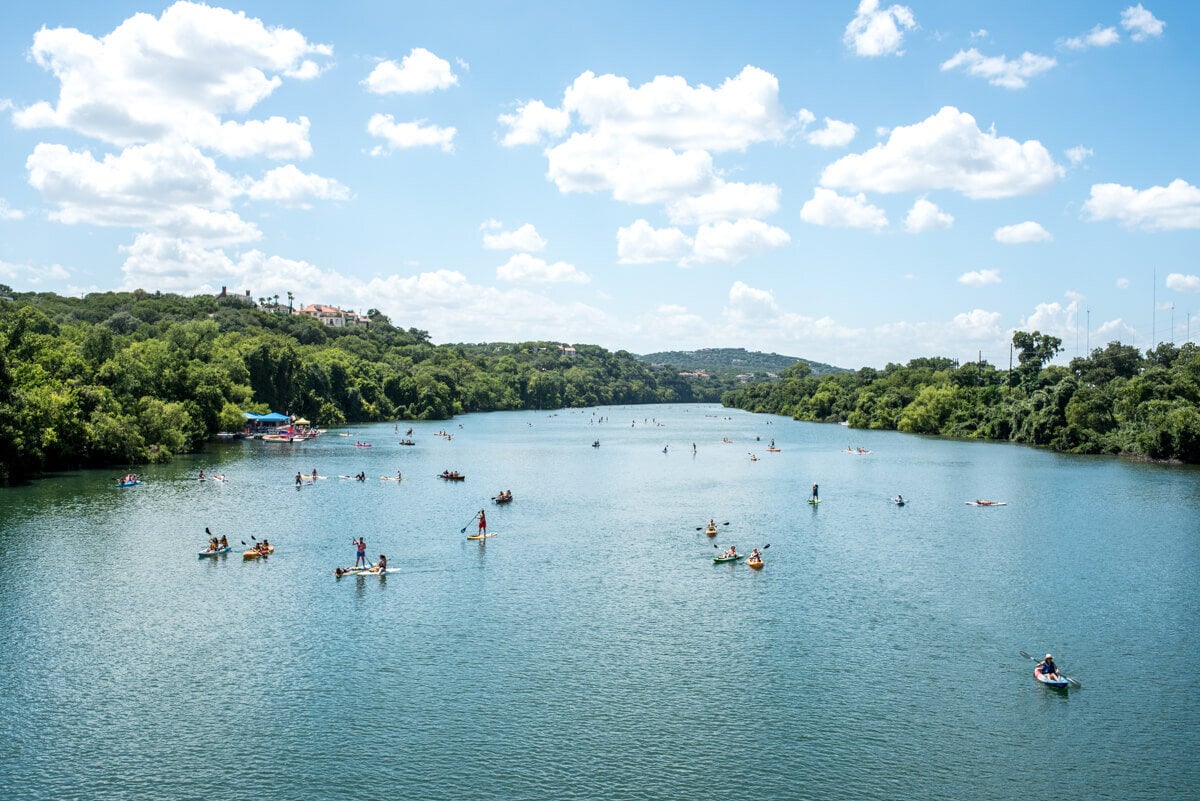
459;513;479;534
694;522;731;530
1019;650;1081;687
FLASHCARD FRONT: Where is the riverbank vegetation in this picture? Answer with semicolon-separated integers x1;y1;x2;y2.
721;332;1200;464
0;287;724;482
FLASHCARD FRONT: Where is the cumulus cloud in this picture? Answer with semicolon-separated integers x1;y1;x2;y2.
1116;277;1130;289
940;49;1056;89
665;181;780;226
0;199;24;221
819;106;1062;199
1083;179;1200;231
1061;25;1120;50
958;269;1001;286
13;1;329;158
366;114;456;154
844;0;917;57
481;222;547;252
1020;296;1080;340
616;219;693;264
1066;145;1093;166
805;117;858;148
690;219;791;263
244;164;350;206
1166;273;1200;292
904;198;953;233
25;141;260;245
951;309;1004;338
800;188;887;230
498;100;570;147
362;48;458;94
994;221;1052;243
496;253;589;284
1121;4;1165;41
726;280;781;318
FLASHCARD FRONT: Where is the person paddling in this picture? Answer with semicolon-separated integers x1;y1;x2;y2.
476;509;488;536
354;537;367;568
295;472;303;487
811;483;819;501
1036;654;1061;681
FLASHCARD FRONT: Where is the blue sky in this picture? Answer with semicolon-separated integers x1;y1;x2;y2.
1;1;1197;367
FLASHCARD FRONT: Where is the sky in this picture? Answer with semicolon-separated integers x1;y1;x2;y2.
1;1;1198;368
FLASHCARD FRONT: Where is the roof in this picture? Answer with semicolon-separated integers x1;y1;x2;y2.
242;412;291;422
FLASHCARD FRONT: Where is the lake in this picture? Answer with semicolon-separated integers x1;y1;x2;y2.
1;403;1197;801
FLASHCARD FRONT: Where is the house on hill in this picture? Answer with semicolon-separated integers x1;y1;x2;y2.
297;303;370;328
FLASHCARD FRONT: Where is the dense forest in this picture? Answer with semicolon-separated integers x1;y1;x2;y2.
0;287;724;483
636;347;842;378
721;331;1200;464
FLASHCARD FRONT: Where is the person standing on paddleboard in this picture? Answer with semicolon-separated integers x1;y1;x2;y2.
476;509;488;536
811;483;819;501
354;537;367;568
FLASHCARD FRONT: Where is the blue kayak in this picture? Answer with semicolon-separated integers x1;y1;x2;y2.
198;546;231;558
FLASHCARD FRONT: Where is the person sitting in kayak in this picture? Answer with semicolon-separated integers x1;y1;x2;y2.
748;548;762;562
219;535;228;548
723;545;738;558
198;469;205;480
1036;654;1061;681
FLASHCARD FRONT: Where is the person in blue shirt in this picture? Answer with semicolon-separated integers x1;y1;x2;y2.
1036;654;1060;681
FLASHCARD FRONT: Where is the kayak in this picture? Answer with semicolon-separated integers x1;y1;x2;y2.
704;526;718;537
467;532;497;540
198;545;231;558
893;498;906;506
965;501;1007;507
115;480;140;488
713;553;744;563
747;558;764;569
1035;669;1070;689
243;544;275;560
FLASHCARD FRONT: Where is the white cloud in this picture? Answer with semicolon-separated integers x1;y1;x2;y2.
498;100;571;147
482;223;547;252
0;258;69;286
958;269;1001;286
1020;297;1080;340
1062;25;1120;50
1083;179;1200;231
844;0;917;57
1065;145;1093;166
800;188;887;230
904;198;953;232
13;1;329;159
244;164;350;206
690;219;791;263
25;141;259;245
366;114;456;154
806;117;858;148
970;29;989;40
1165;273;1200;292
994;221;1052;243
665;181;780;225
363;48;458;94
820;106;1062;199
940;48;1056;89
727;280;781;318
496;253;589;284
1116;277;1130;289
1095;318;1136;341
1121;4;1166;41
616;219;693;264
0;199;24;221
951;309;1003;338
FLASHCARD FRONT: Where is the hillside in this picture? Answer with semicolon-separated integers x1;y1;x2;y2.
636;347;842;377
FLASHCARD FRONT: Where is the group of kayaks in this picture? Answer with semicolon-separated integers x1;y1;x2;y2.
198;541;273;559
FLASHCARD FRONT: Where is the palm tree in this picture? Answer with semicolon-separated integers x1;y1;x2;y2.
287;291;294;313
274;294;280;312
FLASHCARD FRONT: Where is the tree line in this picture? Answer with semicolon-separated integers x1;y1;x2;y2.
0;287;725;483
721;331;1200;464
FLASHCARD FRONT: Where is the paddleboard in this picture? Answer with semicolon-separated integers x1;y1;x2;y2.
466;532;497;540
807;499;821;505
335;567;399;577
380;476;405;481
965;501;1007;506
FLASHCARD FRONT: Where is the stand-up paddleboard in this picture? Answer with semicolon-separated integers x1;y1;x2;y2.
466;532;498;540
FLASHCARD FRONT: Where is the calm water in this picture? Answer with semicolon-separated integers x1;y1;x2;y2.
1;404;1197;801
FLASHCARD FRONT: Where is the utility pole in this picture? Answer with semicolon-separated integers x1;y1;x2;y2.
1086;306;1090;354
1152;267;1157;348
1170;303;1175;344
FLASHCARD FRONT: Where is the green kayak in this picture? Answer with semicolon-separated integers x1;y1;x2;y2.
713;553;744;563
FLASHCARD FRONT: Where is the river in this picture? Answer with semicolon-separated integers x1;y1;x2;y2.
1;403;1197;800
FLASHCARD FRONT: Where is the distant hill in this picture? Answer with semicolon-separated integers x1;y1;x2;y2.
635;347;842;377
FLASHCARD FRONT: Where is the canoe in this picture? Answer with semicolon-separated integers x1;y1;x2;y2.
747;558;764;569
494;496;513;504
242;544;275;560
713;553;744;563
705;526;718;536
198;546;231;558
1035;669;1070;689
439;474;466;481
